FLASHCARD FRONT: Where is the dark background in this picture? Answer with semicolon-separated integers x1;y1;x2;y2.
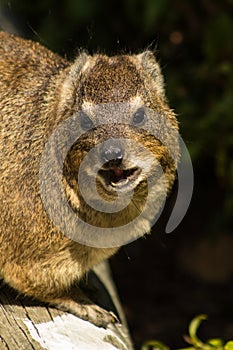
0;1;232;348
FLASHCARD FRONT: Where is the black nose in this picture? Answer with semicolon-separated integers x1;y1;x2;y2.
100;139;124;164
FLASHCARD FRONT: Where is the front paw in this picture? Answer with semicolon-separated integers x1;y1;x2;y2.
51;296;119;328
78;303;119;328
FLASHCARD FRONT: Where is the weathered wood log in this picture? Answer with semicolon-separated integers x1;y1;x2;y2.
0;261;134;350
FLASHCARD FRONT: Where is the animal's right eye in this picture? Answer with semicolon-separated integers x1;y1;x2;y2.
80;111;94;130
132;108;147;126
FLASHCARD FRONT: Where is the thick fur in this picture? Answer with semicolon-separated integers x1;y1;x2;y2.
0;32;179;326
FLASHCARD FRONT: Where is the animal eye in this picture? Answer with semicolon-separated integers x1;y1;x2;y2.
80;111;94;130
132;108;147;126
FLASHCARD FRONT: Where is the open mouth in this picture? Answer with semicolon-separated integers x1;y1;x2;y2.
98;166;142;191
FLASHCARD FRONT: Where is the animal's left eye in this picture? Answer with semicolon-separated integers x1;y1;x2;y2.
80;111;94;130
132;108;147;126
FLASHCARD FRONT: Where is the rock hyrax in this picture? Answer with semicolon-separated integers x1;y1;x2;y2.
0;32;179;327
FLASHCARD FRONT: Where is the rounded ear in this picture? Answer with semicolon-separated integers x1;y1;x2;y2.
69;52;89;82
136;51;165;97
69;52;88;83
57;53;89;113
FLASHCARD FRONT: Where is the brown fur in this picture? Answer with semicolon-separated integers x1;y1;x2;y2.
0;32;179;326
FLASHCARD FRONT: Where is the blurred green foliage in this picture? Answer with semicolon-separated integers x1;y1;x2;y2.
141;315;233;350
1;0;232;232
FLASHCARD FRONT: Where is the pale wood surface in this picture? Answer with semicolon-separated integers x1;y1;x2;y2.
0;261;134;350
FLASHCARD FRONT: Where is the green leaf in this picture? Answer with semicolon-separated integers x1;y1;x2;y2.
225;341;233;350
189;314;208;347
141;340;170;350
207;338;224;348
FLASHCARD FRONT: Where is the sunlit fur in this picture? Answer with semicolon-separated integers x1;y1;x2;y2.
0;32;179;324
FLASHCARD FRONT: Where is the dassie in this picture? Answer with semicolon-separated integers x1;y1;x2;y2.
0;32;179;327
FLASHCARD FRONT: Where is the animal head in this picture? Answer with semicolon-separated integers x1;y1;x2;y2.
42;51;180;245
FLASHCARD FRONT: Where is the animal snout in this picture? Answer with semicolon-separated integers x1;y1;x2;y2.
100;139;124;165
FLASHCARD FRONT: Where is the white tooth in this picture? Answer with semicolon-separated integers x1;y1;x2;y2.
111;179;129;187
